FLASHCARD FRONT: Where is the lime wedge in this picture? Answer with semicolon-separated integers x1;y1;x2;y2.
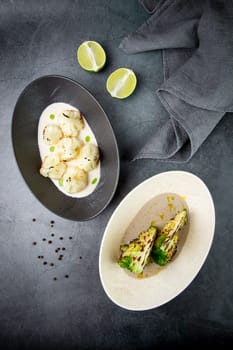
77;41;106;72
106;68;137;99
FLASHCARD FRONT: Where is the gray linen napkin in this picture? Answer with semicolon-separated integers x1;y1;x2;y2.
120;0;232;162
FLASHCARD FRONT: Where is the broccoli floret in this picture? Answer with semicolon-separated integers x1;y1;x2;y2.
118;225;157;274
151;209;187;266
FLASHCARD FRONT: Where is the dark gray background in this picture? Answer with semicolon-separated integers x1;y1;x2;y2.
0;0;233;348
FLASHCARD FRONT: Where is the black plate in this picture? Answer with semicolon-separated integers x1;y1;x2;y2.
12;75;120;221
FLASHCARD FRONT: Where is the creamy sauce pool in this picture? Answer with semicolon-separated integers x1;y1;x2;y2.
120;192;189;279
38;102;100;198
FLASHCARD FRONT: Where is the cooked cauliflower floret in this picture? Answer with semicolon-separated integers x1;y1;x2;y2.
151;209;188;266
62;166;88;193
40;154;66;180
58;137;83;161
118;225;157;275
58;109;85;137
43;124;63;145
76;143;99;172
62;110;83;120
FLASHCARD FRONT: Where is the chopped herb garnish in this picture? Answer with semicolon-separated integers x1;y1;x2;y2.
49;146;55;152
50;114;55;120
58;178;63;186
91;177;98;185
85;135;91;142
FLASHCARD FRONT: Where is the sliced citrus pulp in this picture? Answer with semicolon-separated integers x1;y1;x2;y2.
106;68;137;99
77;41;106;72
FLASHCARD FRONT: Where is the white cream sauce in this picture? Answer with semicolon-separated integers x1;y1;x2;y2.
38;102;100;198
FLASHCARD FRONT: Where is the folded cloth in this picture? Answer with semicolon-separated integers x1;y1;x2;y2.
119;0;232;162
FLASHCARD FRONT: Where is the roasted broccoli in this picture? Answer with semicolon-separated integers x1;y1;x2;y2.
151;209;188;266
118;225;157;274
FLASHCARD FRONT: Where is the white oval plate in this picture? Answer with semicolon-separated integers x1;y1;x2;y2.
99;171;215;311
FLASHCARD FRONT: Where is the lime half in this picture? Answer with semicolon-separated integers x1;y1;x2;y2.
106;68;137;99
77;41;106;72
